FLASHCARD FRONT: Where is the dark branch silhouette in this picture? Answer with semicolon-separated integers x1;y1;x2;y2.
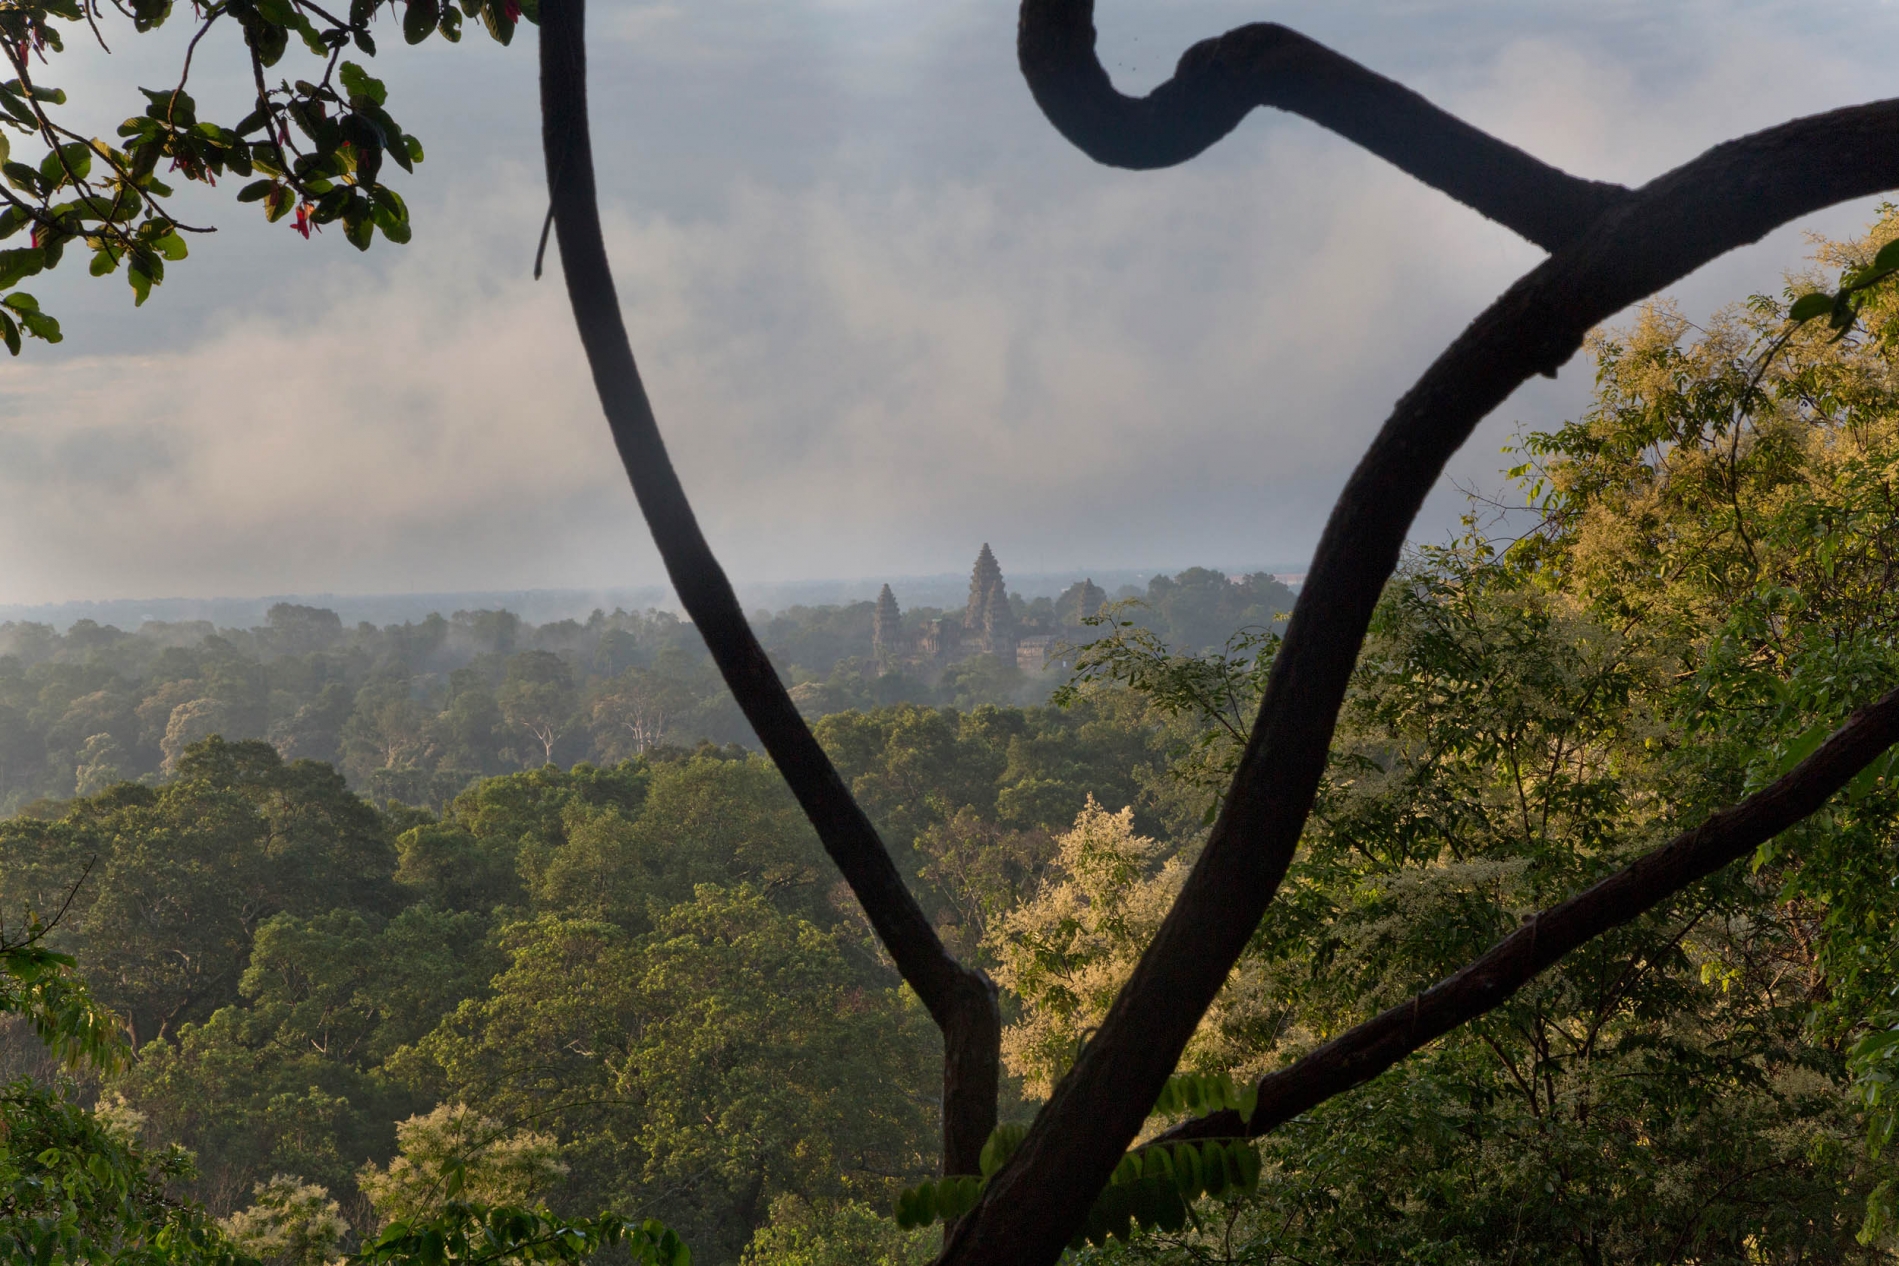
1017;0;1631;249
946;89;1899;1266
940;6;1899;1252
533;0;1899;1258
1150;684;1899;1147
536;0;998;1179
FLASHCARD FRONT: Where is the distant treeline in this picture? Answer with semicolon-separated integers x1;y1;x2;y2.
0;567;1293;813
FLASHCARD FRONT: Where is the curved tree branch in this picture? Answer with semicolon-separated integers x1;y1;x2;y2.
1017;0;1631;250
1151;684;1899;1147
943;74;1899;1266
536;0;998;1177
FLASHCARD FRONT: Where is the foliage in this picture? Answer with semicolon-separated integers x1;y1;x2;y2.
0;578;1242;814
1004;216;1899;1265
358;1106;563;1230
892;1075;1265;1249
0;0;541;353
738;1196;929;1266
0;909;123;1073
391;887;936;1264
220;1175;347;1266
354;1204;687;1266
0;1075;251;1266
986;800;1185;1098
0;880;250;1266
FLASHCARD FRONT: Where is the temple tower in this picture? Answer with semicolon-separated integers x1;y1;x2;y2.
872;584;902;666
966;544;1004;630
963;544;1016;659
1060;577;1108;625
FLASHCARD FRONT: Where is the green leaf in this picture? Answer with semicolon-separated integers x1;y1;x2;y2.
235;178;276;203
1171;1141;1201;1196
127;264;152;307
978;1121;1025;1177
403;0;440;42
1200;1140;1228;1197
1875;239;1899;272
938;1174;980;1219
339;60;389;106
14;306;55;343
1228;1139;1259;1192
1848;749;1897;803
0;310;20;356
0;246;44;288
1830;292;1860;332
1789;292;1834;323
481;0;515;44
2;160;42;194
1777;722;1831;776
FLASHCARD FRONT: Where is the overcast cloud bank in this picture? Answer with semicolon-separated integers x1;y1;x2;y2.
2;0;1897;604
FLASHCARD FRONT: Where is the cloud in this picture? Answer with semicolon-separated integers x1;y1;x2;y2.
1;0;1896;603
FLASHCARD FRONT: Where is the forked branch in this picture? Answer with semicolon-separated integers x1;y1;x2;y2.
536;0;998;1178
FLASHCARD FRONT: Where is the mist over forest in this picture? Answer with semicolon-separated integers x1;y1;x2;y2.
0;561;1297;815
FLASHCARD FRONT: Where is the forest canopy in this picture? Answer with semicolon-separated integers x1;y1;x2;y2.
0;566;1295;815
14;217;1899;1265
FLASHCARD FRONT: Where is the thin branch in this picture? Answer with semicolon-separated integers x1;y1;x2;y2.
168;11;221;125
535;0;998;1177
1016;0;1632;251
1147;684;1899;1147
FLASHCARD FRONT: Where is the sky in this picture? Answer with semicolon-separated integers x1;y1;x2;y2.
2;0;1899;607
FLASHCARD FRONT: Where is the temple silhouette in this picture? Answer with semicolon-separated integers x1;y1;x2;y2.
871;544;1105;675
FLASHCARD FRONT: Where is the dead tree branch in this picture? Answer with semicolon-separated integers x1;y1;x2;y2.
536;0;998;1178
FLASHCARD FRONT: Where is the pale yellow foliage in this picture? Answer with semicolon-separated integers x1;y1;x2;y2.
90;1092;147;1147
986;798;1197;1098
356;1103;566;1228
221;1175;348;1266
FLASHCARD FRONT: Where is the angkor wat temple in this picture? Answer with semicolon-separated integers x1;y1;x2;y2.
870;544;1106;675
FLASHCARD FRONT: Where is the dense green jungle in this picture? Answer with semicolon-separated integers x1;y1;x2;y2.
17;223;1899;1266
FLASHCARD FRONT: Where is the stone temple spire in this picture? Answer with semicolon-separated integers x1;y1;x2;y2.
872;584;902;664
966;543;1004;630
981;576;1016;657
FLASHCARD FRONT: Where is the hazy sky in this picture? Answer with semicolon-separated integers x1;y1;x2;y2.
3;0;1898;605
